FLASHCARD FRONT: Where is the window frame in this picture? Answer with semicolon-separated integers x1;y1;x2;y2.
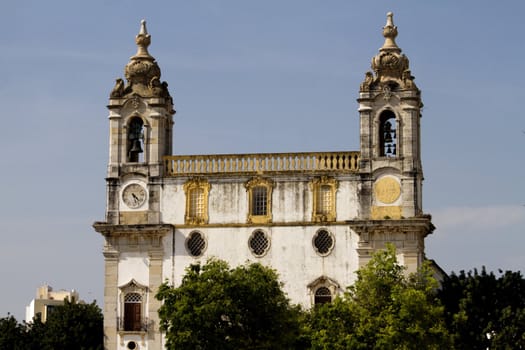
307;276;340;307
312;228;335;256
378;110;398;158
248;229;271;257
118;279;148;334
245;177;273;224
310;176;338;222
183;178;211;225
185;231;207;257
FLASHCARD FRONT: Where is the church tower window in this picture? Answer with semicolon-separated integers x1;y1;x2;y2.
245;177;273;224
379;111;397;157
123;293;143;331
184;179;211;225
118;279;148;333
127;117;144;162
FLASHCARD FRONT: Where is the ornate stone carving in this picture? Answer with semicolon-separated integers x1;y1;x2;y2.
110;78;125;98
110;20;171;99
360;71;375;92
183;178;211;225
310;176;338;222
245;177;274;224
374;177;401;204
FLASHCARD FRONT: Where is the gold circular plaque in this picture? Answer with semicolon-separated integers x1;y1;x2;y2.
374;177;401;204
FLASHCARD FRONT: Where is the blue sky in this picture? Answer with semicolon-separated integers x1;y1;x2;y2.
1;1;524;320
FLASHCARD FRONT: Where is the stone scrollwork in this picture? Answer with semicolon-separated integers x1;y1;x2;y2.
360;71;375;92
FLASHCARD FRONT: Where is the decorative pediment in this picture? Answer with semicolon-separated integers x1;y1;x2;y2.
307;275;340;290
119;279;148;294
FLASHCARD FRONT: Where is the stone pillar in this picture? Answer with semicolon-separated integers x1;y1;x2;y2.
148;250;164;349
103;250;119;350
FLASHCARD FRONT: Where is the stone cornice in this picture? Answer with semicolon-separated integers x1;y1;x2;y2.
93;222;174;237
348;215;435;237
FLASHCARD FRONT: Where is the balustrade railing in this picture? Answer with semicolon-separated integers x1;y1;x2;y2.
164;151;360;176
117;316;150;332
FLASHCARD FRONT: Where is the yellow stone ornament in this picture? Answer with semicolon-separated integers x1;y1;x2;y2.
374;177;401;204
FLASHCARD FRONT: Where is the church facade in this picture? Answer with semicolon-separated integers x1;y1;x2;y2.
94;13;435;350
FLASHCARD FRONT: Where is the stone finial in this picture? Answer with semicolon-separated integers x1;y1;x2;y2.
369;12;411;84
133;20;153;60
380;12;400;53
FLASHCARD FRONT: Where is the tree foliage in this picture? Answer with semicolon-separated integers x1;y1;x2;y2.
0;314;27;350
156;259;303;350
307;244;451;349
0;300;103;350
439;267;525;349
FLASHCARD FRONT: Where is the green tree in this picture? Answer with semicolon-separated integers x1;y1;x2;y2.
36;299;103;350
439;267;525;349
0;314;28;349
156;259;303;350
308;244;451;350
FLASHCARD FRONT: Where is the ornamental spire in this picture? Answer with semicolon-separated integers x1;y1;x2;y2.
109;20;173;100
132;20;153;60
380;12;401;53
359;12;418;92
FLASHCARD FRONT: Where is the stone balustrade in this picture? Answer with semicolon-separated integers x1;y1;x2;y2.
164;151;360;176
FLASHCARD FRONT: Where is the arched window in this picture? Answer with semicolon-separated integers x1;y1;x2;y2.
379;111;397;157
127;117;144;162
314;287;332;305
307;276;340;307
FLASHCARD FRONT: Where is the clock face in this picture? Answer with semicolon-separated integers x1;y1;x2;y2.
122;183;147;209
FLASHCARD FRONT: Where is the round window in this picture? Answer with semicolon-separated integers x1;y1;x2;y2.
186;231;206;257
313;229;334;256
127;341;138;350
249;230;270;257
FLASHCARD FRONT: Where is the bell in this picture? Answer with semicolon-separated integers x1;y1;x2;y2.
383;121;393;143
130;139;143;153
386;144;392;154
384;131;393;143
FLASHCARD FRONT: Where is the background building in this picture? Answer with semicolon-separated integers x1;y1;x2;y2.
25;284;79;323
94;13;435;350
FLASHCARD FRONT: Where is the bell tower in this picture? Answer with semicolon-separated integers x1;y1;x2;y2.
353;12;432;272
105;20;175;225
94;21;175;350
358;12;423;219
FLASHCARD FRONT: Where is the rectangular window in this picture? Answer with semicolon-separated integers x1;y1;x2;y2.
252;186;267;216
184;179;210;225
124;302;142;331
316;185;332;215
189;188;204;219
311;177;337;222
